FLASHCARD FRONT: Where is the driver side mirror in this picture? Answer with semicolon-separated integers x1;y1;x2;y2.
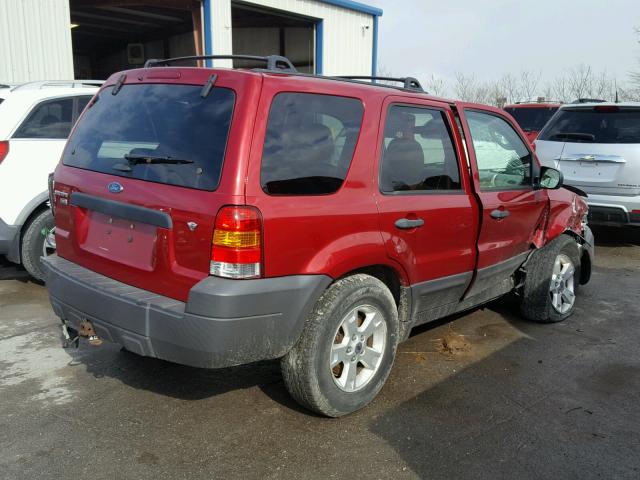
539;166;563;189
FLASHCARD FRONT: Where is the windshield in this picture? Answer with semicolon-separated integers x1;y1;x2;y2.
62;84;235;191
538;108;640;144
504;106;558;132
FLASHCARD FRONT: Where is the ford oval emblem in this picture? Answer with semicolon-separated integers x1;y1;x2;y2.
108;182;123;194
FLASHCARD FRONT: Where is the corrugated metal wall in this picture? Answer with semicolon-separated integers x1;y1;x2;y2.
0;0;74;83
208;0;374;76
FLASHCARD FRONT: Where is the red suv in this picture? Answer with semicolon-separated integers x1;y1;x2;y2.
504;102;561;144
44;55;594;416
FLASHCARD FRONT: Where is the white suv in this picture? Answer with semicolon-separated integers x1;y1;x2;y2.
535;102;640;226
0;80;101;280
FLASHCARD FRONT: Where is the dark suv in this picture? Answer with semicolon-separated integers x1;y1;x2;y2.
44;55;594;416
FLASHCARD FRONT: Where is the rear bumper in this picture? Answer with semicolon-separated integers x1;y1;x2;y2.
43;255;331;368
0;217;19;261
586;193;640;226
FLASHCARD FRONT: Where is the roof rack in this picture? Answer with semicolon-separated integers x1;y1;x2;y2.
144;55;297;72
11;80;104;91
337;76;424;92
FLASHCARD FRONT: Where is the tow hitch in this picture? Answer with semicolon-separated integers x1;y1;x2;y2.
61;320;102;348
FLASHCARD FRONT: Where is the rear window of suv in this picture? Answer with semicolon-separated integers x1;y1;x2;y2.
538;107;640;144
261;92;364;195
504;106;558;132
62;84;235;191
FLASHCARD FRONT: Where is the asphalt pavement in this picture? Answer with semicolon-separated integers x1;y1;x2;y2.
1;226;638;479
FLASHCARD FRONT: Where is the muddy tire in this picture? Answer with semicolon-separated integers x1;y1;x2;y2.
520;234;581;323
281;274;399;417
21;208;54;282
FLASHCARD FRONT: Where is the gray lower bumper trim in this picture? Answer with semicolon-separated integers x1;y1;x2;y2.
0;217;19;259
43;255;332;368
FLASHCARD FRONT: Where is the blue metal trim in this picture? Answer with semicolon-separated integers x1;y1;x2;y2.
371;15;378;76
203;0;212;67
316;0;383;17
315;20;324;75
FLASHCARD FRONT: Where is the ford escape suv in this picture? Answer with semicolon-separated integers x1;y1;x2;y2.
44;55;594;417
536;102;640;226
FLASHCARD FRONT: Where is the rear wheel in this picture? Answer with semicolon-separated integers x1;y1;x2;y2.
520;234;580;323
21;209;55;282
281;274;399;417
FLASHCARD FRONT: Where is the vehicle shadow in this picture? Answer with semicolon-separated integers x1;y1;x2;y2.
591;225;640;247
61;336;312;413
0;257;31;282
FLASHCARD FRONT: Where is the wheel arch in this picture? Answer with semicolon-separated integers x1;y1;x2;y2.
6;192;50;263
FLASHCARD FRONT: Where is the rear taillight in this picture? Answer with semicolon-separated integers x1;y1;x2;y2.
210;206;262;279
0;141;8;163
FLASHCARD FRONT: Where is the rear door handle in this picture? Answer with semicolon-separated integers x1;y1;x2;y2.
395;218;425;229
490;209;510;219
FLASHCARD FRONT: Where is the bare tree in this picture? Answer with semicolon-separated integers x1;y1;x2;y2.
520;70;541;101
425;74;447;97
629;27;640;97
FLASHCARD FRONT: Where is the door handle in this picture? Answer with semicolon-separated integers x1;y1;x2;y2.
490;209;510;219
395;218;425;229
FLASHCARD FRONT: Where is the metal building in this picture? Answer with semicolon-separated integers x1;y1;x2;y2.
0;0;382;83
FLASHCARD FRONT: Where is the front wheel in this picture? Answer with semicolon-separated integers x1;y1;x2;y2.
520;234;581;323
281;274;399;417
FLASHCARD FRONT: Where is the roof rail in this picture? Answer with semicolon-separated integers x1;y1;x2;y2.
571;98;606;104
144;55;297;72
11;80;104;91
337;76;424;92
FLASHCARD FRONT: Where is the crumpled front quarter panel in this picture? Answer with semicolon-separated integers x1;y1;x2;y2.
544;188;588;244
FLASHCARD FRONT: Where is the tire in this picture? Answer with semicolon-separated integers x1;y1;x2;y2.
21;208;55;282
281;274;399;417
520;234;581;323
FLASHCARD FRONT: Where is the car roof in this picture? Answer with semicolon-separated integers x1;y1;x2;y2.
504;103;562;108
558;102;640;110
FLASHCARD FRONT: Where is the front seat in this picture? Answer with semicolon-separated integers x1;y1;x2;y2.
381;114;424;191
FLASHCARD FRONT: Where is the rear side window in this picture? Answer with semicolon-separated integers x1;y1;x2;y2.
380;105;461;193
14;97;74;139
466;110;532;190
261;93;364;195
63;84;235;191
504;106;558;132
539;108;640;144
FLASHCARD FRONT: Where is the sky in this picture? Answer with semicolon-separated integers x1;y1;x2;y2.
366;0;640;92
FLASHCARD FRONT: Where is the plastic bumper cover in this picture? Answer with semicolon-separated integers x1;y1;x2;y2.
43;254;332;368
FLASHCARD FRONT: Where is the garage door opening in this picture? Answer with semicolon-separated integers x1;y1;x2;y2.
70;0;203;79
231;2;317;73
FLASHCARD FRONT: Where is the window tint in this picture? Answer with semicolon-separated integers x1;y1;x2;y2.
380;105;460;193
538;108;640;144
261;93;364;195
62;84;234;191
76;95;92;117
14;97;74;139
504;106;558;132
466;110;532;190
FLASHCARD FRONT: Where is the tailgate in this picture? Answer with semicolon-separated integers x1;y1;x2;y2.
50;73;257;301
555;143;640;196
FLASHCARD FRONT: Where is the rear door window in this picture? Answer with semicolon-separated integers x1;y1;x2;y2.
379;105;461;193
62;84;235;191
13;97;75;139
260;93;364;195
538;108;640;144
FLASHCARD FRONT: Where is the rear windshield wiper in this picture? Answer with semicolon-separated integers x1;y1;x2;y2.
113;154;194;172
124;154;194;165
548;132;595;142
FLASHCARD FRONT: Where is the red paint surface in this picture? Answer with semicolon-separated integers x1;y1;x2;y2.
53;68;586;302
